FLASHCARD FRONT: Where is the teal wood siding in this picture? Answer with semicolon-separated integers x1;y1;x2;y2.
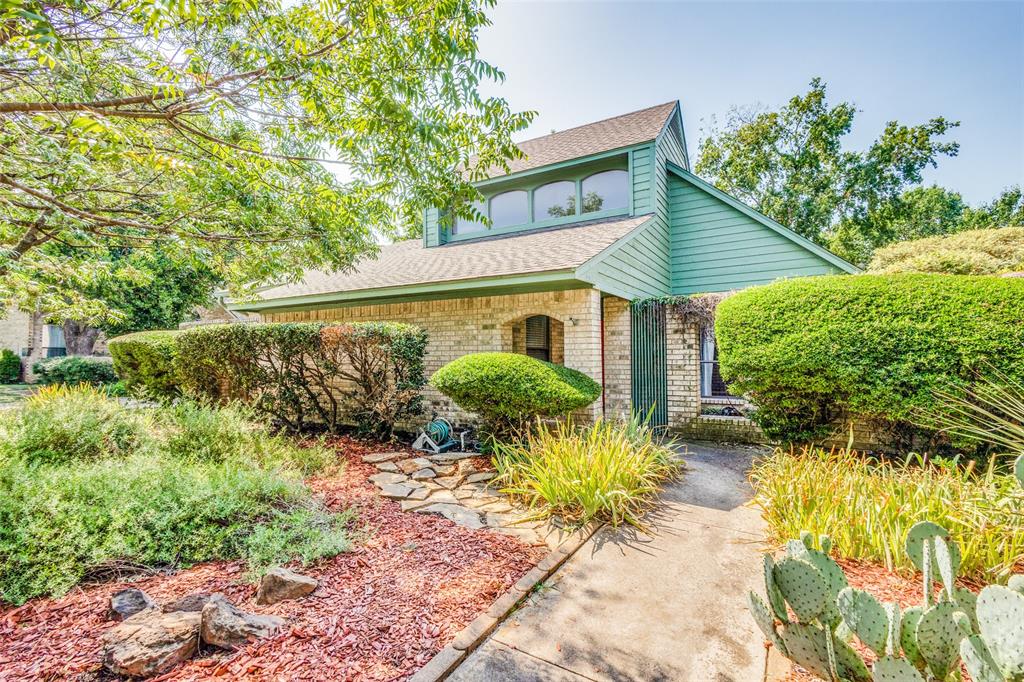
424;208;444;247
630;145;653;214
659;111;688;169
577;216;671;299
668;174;844;294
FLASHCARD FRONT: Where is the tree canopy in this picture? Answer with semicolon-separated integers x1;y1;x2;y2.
0;0;532;322
695;78;964;264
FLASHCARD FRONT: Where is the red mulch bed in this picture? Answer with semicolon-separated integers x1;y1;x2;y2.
784;558;981;681
0;437;546;681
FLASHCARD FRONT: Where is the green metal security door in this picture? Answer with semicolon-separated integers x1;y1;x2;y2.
630;303;668;427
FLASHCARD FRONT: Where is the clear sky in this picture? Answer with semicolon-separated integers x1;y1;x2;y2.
476;0;1024;205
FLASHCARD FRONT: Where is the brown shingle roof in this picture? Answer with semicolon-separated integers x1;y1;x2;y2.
480;101;677;178
253;214;654;303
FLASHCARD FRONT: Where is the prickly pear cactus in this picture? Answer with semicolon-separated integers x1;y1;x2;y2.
976;584;1024;679
871;655;924;682
836;587;889;656
915;601;965;679
773;557;830;623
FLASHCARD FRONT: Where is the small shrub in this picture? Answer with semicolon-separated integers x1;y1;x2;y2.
750;447;1024;582
8;384;147;465
715;274;1024;446
492;414;679;527
176;322;428;436
0;349;21;383
430;352;601;438
107;330;181;398
32;355;117;386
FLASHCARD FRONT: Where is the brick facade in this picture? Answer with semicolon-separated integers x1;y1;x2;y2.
263;288;605;426
601;296;631;420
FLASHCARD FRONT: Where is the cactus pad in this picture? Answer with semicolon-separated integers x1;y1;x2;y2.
933;536;957;600
763;554;789;624
953;586;978;631
905;521;961;577
915;601;965;680
1008;574;1024;596
786;541;848;628
837;587;889;656
871;655;924;682
960;634;1005;682
749;592;788;657
884;603;901;657
976;584;1024;678
1014;453;1023;488
779;622;871;682
899;606;925;670
773;557;830;623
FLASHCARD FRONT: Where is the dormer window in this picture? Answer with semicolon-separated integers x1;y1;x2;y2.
581;170;629;215
489;190;529;229
533;181;576;219
454;199;487;234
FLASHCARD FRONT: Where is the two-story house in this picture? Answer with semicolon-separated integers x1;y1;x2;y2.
231;101;856;438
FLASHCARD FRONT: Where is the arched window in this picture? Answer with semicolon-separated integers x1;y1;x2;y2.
489;190;529;228
524;315;551;361
454;199;486;234
533;180;576;219
581;169;629;214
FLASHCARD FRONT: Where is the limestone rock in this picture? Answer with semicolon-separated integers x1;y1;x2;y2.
457;459;480;476
374;461;400;473
107;588;157;622
466;472;496;484
434;474;465;489
397;457;434;474
369;472;408;486
163;592;223;614
410;468;436;480
256;567;318;605
102;609;201;677
417;503;486;529
361;451;406;464
407;486;431;500
428;451;476;463
200;599;284;649
379;483;413;499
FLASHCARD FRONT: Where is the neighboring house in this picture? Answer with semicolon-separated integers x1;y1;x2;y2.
230;102;857;439
0;308;68;381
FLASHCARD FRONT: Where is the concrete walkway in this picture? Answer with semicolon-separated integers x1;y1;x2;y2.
448;441;780;682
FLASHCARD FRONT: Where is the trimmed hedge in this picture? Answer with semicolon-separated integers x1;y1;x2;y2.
715;274;1024;446
176;322;428;437
430;352;602;438
0;350;20;383
32;355;117;386
108;330;182;398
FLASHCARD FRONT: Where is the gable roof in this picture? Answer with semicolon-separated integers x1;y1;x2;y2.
480;101;677;178
240;214;655;309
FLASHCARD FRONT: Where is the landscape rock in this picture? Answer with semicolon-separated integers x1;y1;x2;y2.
256;567;318;605
417;503;486;529
397;457;434;474
361;451;406;464
407;487;431;500
400;498;434;512
379;483;414;499
102;609;201;677
428;451;476;463
411;468;436;480
163;592;224;613
369;472;408;486
457;459;480;476
466;472;496;484
107;588;157;622
374;461;400;473
200;599;284;649
434;474;465;489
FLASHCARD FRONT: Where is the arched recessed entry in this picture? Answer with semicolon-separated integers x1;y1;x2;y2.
503;313;565;365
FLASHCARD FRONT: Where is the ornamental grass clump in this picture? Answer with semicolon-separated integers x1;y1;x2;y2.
750;447;1024;583
492;413;680;528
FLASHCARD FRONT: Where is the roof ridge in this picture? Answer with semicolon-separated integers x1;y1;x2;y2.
516;101;677;147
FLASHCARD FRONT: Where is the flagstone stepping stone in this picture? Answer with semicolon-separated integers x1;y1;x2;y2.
407;487;431;500
493;525;546;545
405;479;426;489
465;472;496;484
424;490;460;505
401;498;434;512
435;475;465;489
379;483;414;499
428;451;477;463
411;468;436;480
416;503;486;529
465;497;512;513
397;457;434;474
433;464;456;475
453;488;476;501
369;472;408;486
362;451;407;464
375;461;400;473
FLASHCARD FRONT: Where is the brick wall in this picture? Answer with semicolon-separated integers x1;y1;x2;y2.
601;296;631;420
263;288;605;426
666;311;701;427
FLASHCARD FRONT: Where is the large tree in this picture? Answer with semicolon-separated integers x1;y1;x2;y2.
695;78;960;264
0;0;532;323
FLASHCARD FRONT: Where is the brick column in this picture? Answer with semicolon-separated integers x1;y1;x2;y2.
666;311;700;427
601;296;632;420
563;288;603;423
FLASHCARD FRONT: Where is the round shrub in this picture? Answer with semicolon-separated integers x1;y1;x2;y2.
0;349;21;383
108;330;182;398
430;352;601;437
32;355;116;386
715;273;1024;446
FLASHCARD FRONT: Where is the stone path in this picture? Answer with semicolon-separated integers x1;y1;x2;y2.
361;451;569;549
448;441;789;682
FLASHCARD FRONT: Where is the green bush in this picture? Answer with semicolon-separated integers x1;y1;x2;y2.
715;274;1024;446
0;349;21;383
430;352;602;438
0;385;347;604
108;330;181;398
32;355;117;386
868;225;1024;275
176;321;428;436
493;413;679;527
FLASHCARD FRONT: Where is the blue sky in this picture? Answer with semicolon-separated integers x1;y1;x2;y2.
476;0;1024;205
